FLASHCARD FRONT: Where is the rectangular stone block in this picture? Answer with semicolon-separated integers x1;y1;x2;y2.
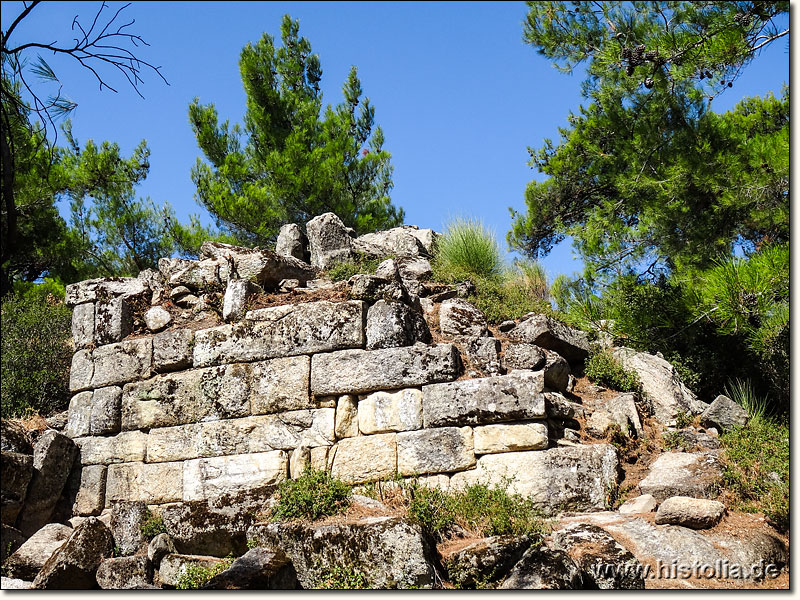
358;389;423;434
422;371;545;428
75;431;148;465
69;350;94;392
65;277;149;306
335;395;359;439
153;328;193;373
95;296;133;345
90;338;153;389
311;344;461;396
90;386;121;435
65;391;93;438
250;356;313;414
329;434;397;484
183;451;288;501
473;422;548;454
122;363;251;430
106;461;183;505
72;303;95;349
397;427;475;476
193;301;366;367
73;465;107;516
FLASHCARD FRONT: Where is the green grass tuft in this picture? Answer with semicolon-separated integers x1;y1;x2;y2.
584;349;640;392
432;218;503;281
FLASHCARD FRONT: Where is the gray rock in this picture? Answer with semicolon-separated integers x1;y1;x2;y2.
65;391;93;438
183;451;288;502
544;392;585;420
700;394;749;432
45;410;69;431
606;392;643;438
498;319;516;332
1;451;33;526
65;277;149;307
69;349;94;392
79;337;153;390
422;371;545;428
110;500;149;556
203;547;299;590
143;306;172;332
396;256;433;282
90;386;122;435
542;349;570;392
358;389;422;434
439;298;487;338
157;554;230;588
509;315;590;364
551;523;644;589
638;452;722;500
1;420;33;454
74;430;147;465
354;226;433;258
153;328;193;372
307;212;355;269
396;426;475;475
329;434;397;484
311;343;461;396
147;533;176;567
499;543;583;589
94;296;135;345
248;517;436;589
444;535;531;588
374;258;400;280
612;347;708;423
654;496;726;529
32;517;114;589
503;343;546;371
96;555;153;589
462;336;502;376
194;300;366;367
618;494;658;515
73;464;107;516
17;431;78;537
334;395;359;438
366;299;431;349
1;576;32;589
275;223;307;260
1;524;26;562
72;302;96;349
3;523;73;580
223;278;261;322
348;274;406;303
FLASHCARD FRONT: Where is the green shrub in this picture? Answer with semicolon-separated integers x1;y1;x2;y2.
325;253;383;282
272;467;351;521
432;218;502;281
140;512;167;540
584;349;640;392
405;484;455;538
468;274;552;324
176;558;233;589
316;565;368;589
1;287;73;418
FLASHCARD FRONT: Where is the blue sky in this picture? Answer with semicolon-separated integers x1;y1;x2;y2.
1;1;790;281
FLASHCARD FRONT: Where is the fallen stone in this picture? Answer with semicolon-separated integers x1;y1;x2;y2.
374;258;400;280
311;343;461;396
422;371;545;428
157;554;229;588
354;226;433;258
396;256;434;281
73;464;107;516
544;392;585;420
366;299;431;349
618;494;658;515
654;496;726;529
1;419;33;454
275;223;307;260
509;315;590;364
700;395;749;432
605;393;643;438
329;434;397;484
223;278;261;322
110;500;149;556
499;543;583;589
439;298;488;338
473;422;548;454
96;555;153;589
638;452;722;501
3;523;73;580
503;343;545;371
542;349;570;392
358;388;423;434
248;517;436;589
203;547;299;589
444;535;532;589
143;306;172;332
462;336;502;376
32;517;114;589
72;302;96;349
1;451;33;526
147;533;176;567
153;328;193;372
1;576;32;589
348;274;405;303
396;426;475;475
65;277;149;307
307;212;355;269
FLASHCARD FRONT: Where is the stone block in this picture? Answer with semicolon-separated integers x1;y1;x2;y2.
439;298;488;338
366;299;431;350
65;391;94;438
31;518;114;589
3;523;73;580
358;388;423;434
329;434;397;484
311;343;461;396
307;212;355;269
152;328;193;372
106;462;183;505
396;427;475;476
72;302;95;349
75;431;147;465
700;395;749;432
509;314;590;363
157;554;232;588
182;451;288;501
462;336;502;376
110;500;149;555
143;306;171;332
96;555;153;589
91;338;153;389
193;301;366;367
503;343;546;371
618;494;658;515
638;452;722;501
1;452;33;526
422;371;545;428
95;296;134;345
335;395;359;439
91;386;122;435
223;278;261;322
654;496;726;529
69;349;94;392
473;422;548;454
73;465;107;516
250;356;312;414
276;223;307;260
65;277;149;306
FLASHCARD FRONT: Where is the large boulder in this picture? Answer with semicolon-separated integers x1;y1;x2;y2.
700;395;749;432
96;555;154;589
248;517;437;589
439;298;488;338
203;547;299;590
509;315;590;364
499;543;584;589
65;277;149;307
1;451;33;526
275;223;308;261
306;212;355;269
638;452;722;501
32;517;114;589
354;225;436;258
3;523;73;580
366;300;431;350
654;496;726;529
443;535;531;588
0;420;33;454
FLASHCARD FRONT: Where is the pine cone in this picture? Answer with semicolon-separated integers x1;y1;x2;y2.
645;50;658;61
644;77;654;89
626;64;635;76
621;47;632;59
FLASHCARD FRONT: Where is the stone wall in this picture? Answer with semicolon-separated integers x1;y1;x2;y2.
62;216;619;519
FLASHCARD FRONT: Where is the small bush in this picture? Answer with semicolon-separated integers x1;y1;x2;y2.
316;565;369;589
272;467;351;521
176;558;233;590
432;218;502;281
469;273;552;324
1;287;73;418
325;253;383;282
584;349;640;392
140;512;167;540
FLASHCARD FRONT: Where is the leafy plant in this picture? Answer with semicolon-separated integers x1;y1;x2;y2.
175;558;234;590
584;349;640;392
324;253;384;282
316;565;369;589
271;467;351;521
432;218;503;281
139;512;167;540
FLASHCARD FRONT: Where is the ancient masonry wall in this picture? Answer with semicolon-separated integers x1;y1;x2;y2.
63;229;618;518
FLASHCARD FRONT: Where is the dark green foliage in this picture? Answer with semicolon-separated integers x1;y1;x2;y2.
324;253;383;282
139;512;167;540
1;285;72;418
189;15;403;245
584;349;640;392
272;468;351;521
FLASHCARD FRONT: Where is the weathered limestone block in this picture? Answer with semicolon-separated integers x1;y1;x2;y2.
96;555;153;589
444;535;531;589
143;306;171;332
90;338;153;389
335;395;359;439
422;371;545;428
90;386;122;435
18;431;78;537
396;427;475;476
606;392;643;438
157;554;230;588
503;343;546;371
1;452;33;526
200;241;316;289
366;299;431;350
306;212;355;269
159;257;224;289
439;298;488;338
358;388;423;434
183;451;288;501
311;343;461;396
329;434;397;484
450;444;619;513
397;256;433;281
462;336;502;376
194;301;366;367
349;274;405;303
73;465;107;516
203;547;299;590
106;462;184;505
69;349;94;392
618;494;658;515
638;452;722;501
95;296;134;345
542;349;570;392
72;302;95;349
700;394;749;432
152;328;193;372
473;422;548;454
65;277;149;307
499;543;584;589
110;500;149;556
148;533;176;567
374;258;401;280
75;431;148;465
250;356;313;414
122;363;250;430
66;391;94;438
654;496;726;529
1;419;32;454
223;278;262;322
544;392;585;420
276;223;307;260
3;523;73;580
355;226;434;258
509;314;590;364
